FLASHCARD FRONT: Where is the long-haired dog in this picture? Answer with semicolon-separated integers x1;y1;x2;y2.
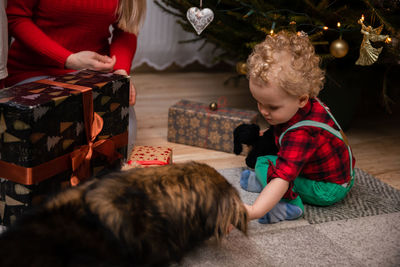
0;162;247;266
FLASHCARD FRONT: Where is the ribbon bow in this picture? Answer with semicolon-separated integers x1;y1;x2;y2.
35;79;122;186
70;112;121;186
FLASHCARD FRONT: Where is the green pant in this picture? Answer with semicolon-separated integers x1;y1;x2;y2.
255;155;354;208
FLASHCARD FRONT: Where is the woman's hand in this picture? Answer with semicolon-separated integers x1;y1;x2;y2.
114;69;136;106
65;51;116;72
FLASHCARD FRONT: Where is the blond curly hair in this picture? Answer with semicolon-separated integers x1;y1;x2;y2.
247;31;325;97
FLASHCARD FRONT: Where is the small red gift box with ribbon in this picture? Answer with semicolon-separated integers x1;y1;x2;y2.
167;99;259;153
123;146;173;169
0;70;129;226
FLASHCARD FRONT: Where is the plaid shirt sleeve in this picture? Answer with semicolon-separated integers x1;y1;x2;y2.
264;98;354;200
267;128;320;199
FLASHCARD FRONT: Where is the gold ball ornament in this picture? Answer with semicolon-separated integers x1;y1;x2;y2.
236;62;247;75
330;38;349;58
209;102;218;111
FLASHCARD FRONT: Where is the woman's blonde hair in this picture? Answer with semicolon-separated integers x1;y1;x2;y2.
247;31;325;97
117;0;147;35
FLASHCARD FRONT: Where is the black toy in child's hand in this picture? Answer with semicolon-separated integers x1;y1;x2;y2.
233;123;278;169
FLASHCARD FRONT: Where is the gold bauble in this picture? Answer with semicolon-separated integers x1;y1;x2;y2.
209;102;218;111
236;62;247;75
330;38;349;58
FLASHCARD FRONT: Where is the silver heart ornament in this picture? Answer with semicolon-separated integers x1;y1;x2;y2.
186;7;214;35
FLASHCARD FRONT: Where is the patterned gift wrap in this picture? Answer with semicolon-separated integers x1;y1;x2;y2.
123;146;173;169
0;173;70;225
52;70;129;139
167;99;259;153
0;70;130;225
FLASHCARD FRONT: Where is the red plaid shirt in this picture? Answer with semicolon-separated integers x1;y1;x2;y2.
267;98;356;200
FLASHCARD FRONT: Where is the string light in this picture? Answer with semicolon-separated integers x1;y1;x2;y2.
230;5;362;35
225;4;391;36
222;5;354;34
270;21;276;35
385;37;392;44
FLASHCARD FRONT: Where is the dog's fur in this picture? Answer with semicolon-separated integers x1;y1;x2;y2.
0;162;247;267
233;123;278;169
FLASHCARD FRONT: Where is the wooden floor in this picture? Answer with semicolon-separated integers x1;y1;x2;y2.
132;72;400;190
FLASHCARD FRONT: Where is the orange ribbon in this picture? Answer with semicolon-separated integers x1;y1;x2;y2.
69;112;122;186
0;132;127;185
38;79;124;186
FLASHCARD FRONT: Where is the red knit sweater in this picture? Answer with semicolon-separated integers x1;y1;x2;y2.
6;0;137;87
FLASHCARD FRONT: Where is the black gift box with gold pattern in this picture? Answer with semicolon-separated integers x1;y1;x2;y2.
167;100;259;153
0;70;130;225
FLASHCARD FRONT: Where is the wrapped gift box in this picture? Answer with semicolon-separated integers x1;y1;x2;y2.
167;100;259;153
0;172;71;225
0;70;130;225
123;146;173;169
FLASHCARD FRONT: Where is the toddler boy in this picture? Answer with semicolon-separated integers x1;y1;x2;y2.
242;31;355;224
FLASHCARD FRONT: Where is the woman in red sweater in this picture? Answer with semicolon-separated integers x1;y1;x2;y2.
6;0;146;152
0;0;7;89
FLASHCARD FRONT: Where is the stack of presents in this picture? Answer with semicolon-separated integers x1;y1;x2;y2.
0;70;258;226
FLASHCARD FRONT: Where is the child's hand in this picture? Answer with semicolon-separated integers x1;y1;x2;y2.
226;224;234;234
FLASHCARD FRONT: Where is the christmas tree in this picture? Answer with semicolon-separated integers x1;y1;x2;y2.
156;0;400;116
155;0;399;64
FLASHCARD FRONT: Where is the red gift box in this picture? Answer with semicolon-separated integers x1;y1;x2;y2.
124;146;173;168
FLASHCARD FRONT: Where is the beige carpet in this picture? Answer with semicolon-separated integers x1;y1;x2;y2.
177;168;400;267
